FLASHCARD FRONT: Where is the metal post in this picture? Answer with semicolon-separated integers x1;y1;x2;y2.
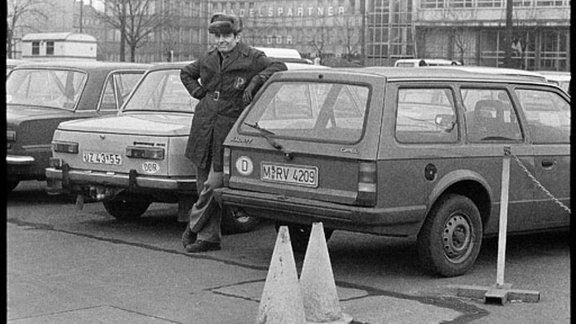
360;0;366;66
503;0;514;68
496;146;511;288
79;0;83;33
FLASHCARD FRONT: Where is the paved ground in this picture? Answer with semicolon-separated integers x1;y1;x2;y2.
8;221;485;323
6;182;570;323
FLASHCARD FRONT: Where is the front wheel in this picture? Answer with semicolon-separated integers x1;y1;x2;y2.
102;193;152;220
221;207;261;235
274;222;334;253
417;194;483;277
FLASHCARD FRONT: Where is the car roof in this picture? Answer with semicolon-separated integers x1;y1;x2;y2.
445;66;547;80
275;66;551;84
13;60;151;71
146;61;327;71
538;71;571;81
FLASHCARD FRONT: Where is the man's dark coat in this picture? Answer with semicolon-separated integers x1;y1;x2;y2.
181;42;287;171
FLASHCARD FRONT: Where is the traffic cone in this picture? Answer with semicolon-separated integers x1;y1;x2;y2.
300;222;353;324
256;226;306;324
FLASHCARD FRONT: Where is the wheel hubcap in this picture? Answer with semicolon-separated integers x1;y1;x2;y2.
442;214;472;263
231;209;250;224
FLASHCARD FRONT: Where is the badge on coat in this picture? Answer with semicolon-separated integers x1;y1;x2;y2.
234;77;246;89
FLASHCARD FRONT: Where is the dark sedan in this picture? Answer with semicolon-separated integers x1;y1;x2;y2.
6;61;151;192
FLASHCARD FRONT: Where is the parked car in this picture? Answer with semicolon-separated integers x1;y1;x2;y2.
214;66;570;277
394;58;462;67
538;71;570;94
256;47;313;64
6;61;150;192
6;59;28;74
45;62;324;233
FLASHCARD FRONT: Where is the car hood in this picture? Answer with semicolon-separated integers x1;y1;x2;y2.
57;112;193;136
7;104;74;125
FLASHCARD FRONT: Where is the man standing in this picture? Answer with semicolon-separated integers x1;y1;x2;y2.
180;13;287;253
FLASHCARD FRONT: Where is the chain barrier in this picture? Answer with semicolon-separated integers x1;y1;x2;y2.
507;150;571;214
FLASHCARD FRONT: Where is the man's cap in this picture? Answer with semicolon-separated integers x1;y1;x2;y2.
208;13;242;34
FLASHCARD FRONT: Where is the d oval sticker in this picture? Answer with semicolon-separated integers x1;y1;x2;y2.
236;156;254;176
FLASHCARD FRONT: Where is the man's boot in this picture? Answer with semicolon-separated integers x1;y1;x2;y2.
181;224;197;248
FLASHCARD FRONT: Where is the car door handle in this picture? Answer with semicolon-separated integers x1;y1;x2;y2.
541;160;556;169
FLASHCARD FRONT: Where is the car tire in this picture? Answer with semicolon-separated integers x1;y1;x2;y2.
274;222;334;254
102;193;152;220
221;207;261;235
417;193;483;277
8;181;19;192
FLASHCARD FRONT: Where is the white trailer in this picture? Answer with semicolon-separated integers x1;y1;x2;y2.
21;33;97;60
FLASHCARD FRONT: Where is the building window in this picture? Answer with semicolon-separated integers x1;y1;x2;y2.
449;0;473;7
536;0;563;5
46;41;54;55
477;0;503;7
421;0;445;8
32;41;40;55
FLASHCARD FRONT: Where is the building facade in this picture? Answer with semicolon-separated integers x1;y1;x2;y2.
414;0;571;71
9;0;570;71
208;0;365;63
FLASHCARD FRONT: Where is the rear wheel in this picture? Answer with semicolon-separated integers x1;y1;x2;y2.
8;181;19;192
274;222;334;253
417;194;482;277
221;207;261;235
102;193;152;220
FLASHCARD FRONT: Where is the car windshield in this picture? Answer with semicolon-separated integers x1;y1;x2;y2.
240;81;369;143
123;69;198;113
6;69;86;110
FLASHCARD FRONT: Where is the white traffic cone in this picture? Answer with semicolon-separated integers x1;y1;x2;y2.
256;226;306;324
300;222;353;324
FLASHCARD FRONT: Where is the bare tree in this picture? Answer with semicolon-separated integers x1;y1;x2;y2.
308;26;330;61
335;15;362;63
95;0;169;62
442;7;472;64
6;0;50;58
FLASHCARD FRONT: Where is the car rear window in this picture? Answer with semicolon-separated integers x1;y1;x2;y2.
6;69;86;110
123;69;197;113
241;81;369;143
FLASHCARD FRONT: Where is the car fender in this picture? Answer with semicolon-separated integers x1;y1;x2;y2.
423;169;494;228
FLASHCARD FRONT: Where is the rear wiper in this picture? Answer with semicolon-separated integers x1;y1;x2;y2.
243;122;287;154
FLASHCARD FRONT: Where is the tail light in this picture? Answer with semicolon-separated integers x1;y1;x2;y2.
357;161;377;206
223;147;231;186
126;146;164;160
7;130;16;142
52;140;79;154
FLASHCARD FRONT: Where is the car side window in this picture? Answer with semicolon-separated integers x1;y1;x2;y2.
100;77;117;111
515;89;570;144
460;88;522;142
395;88;458;143
114;72;144;107
100;72;144;111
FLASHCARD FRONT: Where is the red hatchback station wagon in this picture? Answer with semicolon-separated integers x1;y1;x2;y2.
215;67;570;277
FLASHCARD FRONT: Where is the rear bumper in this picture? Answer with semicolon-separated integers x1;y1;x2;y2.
45;166;196;192
214;188;425;236
6;155;35;165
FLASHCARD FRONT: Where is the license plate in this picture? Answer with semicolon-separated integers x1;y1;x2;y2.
82;151;122;165
261;162;318;188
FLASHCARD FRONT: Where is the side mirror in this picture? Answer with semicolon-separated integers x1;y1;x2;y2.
435;114;455;132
